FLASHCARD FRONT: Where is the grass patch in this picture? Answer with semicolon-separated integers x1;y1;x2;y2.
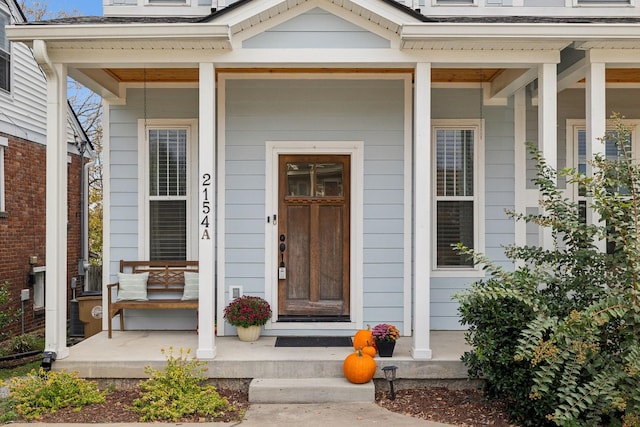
0;361;40;381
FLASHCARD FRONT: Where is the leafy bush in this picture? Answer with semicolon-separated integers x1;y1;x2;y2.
0;282;20;341
7;368;106;420
131;347;233;421
456;116;640;427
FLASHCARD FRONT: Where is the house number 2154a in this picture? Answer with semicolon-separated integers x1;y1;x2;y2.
201;173;212;240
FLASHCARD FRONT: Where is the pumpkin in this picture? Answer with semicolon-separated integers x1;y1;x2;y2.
353;325;373;350
343;348;376;384
361;341;377;357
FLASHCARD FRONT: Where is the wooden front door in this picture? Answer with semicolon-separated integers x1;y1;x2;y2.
278;154;350;320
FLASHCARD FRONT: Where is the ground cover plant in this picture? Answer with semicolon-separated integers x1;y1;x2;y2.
3;368;106;420
457;116;640;427
0;347;242;424
130;347;236;422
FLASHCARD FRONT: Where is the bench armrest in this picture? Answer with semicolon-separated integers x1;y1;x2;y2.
107;283;118;307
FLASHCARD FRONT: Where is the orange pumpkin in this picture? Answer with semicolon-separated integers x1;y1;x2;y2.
361;341;377;357
343;349;376;384
353;325;373;350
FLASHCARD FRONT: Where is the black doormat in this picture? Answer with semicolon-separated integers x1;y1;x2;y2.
275;336;353;347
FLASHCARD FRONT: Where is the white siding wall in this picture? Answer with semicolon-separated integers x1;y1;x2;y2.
224;78;406;335
0;36;47;144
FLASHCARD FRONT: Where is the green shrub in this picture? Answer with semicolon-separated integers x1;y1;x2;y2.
131;347;233;422
7;368;106;420
0;282;20;342
456;116;640;427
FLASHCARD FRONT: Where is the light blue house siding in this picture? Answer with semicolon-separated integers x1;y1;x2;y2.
224;78;406;335
108;88;199;330
243;8;390;49
430;88;515;330
107;84;520;333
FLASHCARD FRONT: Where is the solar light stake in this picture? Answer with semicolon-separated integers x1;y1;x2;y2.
382;365;398;400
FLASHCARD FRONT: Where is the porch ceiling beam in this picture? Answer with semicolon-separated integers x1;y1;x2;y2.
42;48;561;67
69;68;122;100
489;68;538;100
557;57;587;92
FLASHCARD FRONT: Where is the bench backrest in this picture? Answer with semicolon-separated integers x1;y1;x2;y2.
119;260;198;294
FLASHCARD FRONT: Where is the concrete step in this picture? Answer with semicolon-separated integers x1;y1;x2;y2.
248;378;375;403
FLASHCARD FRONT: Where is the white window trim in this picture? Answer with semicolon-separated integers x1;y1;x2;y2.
572;0;634;7
0;8;11;95
144;0;190;5
566;119;640;202
32;266;46;310
137;119;199;260
431;119;485;278
0;136;7;213
432;0;479;5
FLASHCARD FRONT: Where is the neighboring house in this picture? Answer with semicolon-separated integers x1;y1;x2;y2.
0;0;90;339
7;0;640;360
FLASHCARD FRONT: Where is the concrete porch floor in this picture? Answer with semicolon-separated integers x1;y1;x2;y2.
54;330;473;388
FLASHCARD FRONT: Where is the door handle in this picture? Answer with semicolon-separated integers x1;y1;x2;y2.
279;235;286;279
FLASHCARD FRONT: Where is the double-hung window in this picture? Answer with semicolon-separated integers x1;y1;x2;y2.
0;9;10;93
144;124;194;260
433;121;483;271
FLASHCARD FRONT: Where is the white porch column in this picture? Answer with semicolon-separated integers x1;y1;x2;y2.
585;56;607;252
538;63;557;250
34;40;69;359
197;62;217;359
412;62;433;360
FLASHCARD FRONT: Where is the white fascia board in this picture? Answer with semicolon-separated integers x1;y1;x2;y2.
41;46;560;67
104;6;213;17
587;49;640;64
420;6;639;17
402;22;640;42
209;48;561;66
6;23;230;43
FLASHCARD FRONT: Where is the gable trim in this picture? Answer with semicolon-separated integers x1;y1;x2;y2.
229;1;402;49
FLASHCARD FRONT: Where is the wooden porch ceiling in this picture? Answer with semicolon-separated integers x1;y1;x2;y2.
102;67;640;83
104;67;505;83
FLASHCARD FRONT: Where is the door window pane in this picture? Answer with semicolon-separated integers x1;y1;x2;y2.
316;163;343;197
287;163;313;196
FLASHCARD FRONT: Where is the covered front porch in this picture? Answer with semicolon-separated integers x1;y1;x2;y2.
55;330;471;389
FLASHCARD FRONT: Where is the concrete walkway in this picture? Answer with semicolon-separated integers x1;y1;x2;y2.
5;402;454;426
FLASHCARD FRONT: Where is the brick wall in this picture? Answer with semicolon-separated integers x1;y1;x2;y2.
0;132;83;338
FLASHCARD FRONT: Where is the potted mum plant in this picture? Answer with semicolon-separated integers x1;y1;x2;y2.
372;323;400;357
223;295;272;342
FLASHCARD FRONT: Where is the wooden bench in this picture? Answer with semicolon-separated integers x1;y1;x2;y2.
107;260;199;338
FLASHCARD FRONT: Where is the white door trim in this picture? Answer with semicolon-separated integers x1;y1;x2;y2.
264;141;364;331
